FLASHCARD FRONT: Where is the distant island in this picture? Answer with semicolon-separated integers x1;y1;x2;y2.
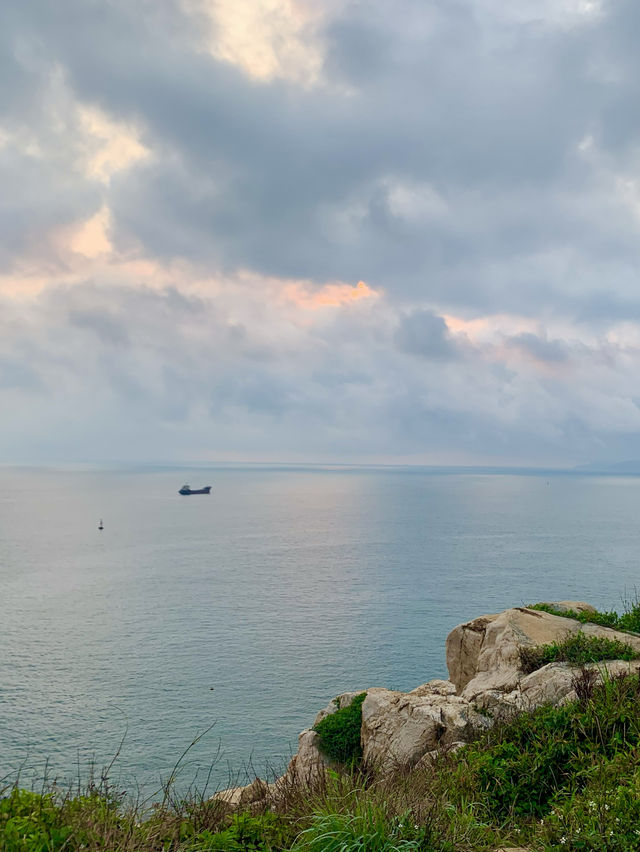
575;459;640;474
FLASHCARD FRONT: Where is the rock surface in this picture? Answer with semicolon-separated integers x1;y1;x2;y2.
283;728;331;787
212;777;271;809
361;684;491;771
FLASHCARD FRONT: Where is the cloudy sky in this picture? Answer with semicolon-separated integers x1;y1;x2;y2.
2;0;640;465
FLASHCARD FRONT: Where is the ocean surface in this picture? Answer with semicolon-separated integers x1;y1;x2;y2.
2;464;640;796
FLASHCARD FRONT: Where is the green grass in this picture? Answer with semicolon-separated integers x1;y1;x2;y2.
313;693;366;767
529;600;640;634
519;631;640;674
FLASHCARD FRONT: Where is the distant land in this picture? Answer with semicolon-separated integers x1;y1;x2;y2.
575;460;640;474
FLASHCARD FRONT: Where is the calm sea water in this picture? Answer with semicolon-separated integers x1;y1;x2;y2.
2;465;640;794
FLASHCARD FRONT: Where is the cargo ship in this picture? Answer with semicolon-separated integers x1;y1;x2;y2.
178;484;211;495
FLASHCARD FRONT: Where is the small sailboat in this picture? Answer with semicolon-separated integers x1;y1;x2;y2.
98;519;104;530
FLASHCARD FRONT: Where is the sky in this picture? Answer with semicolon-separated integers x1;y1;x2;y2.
2;0;640;466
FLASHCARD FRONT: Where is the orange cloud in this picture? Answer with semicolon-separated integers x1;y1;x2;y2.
190;0;324;85
283;279;378;310
68;206;113;258
79;105;149;182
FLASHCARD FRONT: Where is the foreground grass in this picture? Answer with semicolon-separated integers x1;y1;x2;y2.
6;672;640;851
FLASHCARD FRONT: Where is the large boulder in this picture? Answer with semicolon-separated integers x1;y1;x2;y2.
445;605;640;701
283;728;331;787
361;682;491;772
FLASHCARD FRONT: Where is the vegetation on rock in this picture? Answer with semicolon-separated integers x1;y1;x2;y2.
313;693;366;767
530;600;640;634
518;632;640;674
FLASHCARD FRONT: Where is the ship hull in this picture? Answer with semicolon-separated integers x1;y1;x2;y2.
179;486;211;495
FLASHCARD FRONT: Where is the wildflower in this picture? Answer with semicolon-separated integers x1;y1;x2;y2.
560;837;567;845
605;804;610;811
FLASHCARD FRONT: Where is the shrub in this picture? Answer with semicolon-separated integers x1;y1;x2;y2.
449;673;640;820
519;632;639;674
313;694;366;767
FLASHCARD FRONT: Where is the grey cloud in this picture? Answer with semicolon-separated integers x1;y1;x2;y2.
0;357;43;391
505;332;569;363
394;310;456;359
4;0;639;317
6;1;640;462
68;309;131;346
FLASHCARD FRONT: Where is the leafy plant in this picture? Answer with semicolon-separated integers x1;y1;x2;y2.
0;789;71;852
313;693;366;767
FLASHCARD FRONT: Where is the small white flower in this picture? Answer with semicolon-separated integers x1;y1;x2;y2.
604;804;610;811
560;836;567;845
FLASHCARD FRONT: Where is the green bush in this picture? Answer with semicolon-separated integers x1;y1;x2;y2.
449;673;640;820
313;694;366;767
519;632;639;674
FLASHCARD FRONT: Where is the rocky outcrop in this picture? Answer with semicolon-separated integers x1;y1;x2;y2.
446;604;640;701
360;684;491;771
283;728;331;787
214;601;640;805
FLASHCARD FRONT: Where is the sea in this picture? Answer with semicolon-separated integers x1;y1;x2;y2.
2;464;640;797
